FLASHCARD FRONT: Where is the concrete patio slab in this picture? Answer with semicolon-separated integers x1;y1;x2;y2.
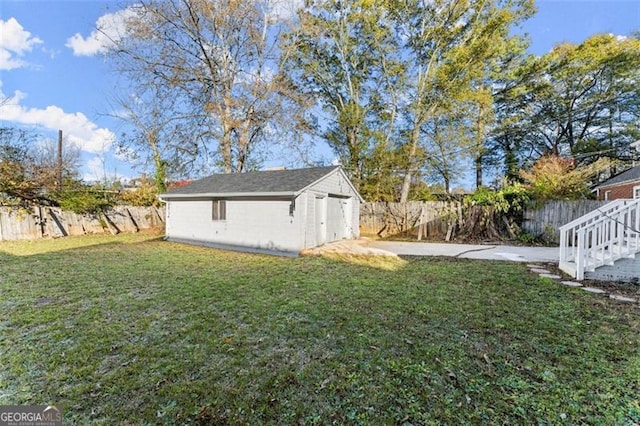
582;287;607;294
539;273;562;279
561;281;583;287
368;241;559;263
530;268;551;274
609;294;637;303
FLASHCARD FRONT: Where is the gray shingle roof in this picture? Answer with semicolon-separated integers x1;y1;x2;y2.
163;166;341;196
597;165;640;188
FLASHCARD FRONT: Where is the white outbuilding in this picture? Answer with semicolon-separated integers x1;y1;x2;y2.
159;166;362;254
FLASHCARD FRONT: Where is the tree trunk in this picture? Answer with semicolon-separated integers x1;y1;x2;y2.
149;132;167;193
399;124;421;203
348;126;361;190
219;101;233;173
475;155;483;189
475;104;485;189
152;150;167;194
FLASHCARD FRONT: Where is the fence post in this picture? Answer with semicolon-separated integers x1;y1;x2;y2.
417;204;425;240
37;205;46;237
126;208;140;233
100;211;120;235
48;208;68;237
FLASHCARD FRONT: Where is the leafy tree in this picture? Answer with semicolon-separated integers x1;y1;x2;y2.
0;127;80;206
0;129;39;204
519;155;611;201
283;0;533;199
118;176;160;207
462;16;534;188
421;106;474;194
56;180;115;214
281;0;398;189
485;53;543;181
492;34;640;175
390;0;535;201
359;140;404;201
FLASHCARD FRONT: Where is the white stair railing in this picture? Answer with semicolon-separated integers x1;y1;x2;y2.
559;198;640;280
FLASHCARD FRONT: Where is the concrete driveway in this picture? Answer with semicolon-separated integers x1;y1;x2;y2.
368;241;559;263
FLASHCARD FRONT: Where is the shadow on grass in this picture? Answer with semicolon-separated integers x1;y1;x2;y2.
0;231;164;257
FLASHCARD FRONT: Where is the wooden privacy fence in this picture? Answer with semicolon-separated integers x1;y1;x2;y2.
360;200;609;243
0;205;165;241
521;200;607;242
360;201;462;240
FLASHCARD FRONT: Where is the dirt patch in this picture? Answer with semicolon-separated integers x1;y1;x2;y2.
34;296;57;307
301;239;405;270
301;239;397;257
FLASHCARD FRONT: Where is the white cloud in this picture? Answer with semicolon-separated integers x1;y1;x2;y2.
66;7;137;56
83;155;132;183
268;0;304;21
610;33;628;42
83;156;106;182
67;2;301;57
0;18;42;70
0;84;116;154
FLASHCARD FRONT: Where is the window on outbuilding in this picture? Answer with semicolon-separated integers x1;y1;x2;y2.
634;186;640;199
604;190;611;201
212;200;226;221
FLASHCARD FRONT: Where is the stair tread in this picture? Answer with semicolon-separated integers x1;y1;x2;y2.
558;199;640;279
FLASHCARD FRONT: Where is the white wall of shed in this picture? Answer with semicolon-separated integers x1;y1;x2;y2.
303;192;316;248
305;169;360;242
165;198;305;252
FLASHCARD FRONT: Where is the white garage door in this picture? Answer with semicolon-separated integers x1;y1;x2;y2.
326;196;350;242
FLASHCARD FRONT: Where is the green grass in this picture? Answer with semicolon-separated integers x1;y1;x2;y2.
1;232;639;425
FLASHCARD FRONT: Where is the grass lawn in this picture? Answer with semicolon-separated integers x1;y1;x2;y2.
1;232;639;425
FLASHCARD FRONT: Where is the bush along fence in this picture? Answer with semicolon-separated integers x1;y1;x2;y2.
360;200;608;244
0;205;165;241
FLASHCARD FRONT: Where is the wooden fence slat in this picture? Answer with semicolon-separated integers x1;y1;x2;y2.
126;208;140;233
0;206;165;241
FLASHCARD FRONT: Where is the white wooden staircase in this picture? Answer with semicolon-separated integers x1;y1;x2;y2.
559;199;640;280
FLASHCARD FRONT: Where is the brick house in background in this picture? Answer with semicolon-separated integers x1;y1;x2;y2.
594;165;640;200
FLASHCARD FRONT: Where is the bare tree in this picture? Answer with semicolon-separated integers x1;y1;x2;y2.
31;134;81;190
109;83;199;193
0;127;80;205
107;0;306;175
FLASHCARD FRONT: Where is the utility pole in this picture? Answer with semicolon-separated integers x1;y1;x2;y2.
57;129;63;192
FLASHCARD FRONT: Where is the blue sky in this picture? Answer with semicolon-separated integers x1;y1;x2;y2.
1;0;639;186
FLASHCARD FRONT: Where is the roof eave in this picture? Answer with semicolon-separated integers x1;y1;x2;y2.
159;191;297;200
297;166;365;202
595;177;640;189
